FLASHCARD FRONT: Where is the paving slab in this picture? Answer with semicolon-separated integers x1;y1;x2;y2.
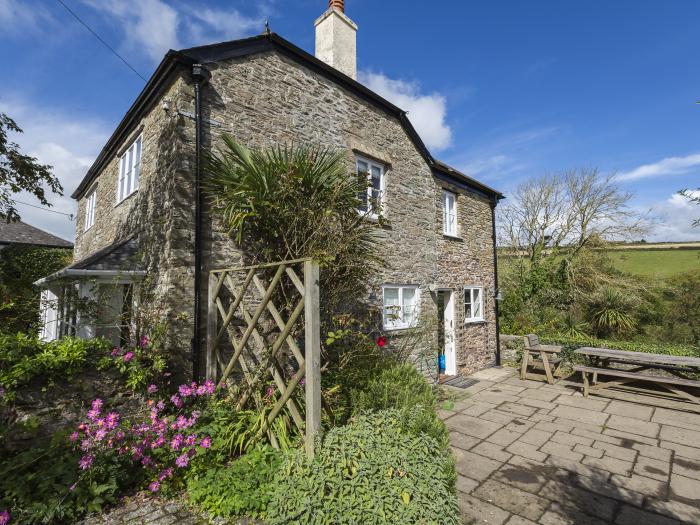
604;400;654;421
473;479;549;522
634;455;670;481
659;424;700;448
652;407;700;432
645;497;700;523
492;455;555;494
539;481;619;522
452;447;503;481
550;405;610;426
446;413;504;439
458;493;511;525
614;504;680;525
554;394;610;412
605;414;660;438
471;440;514;463
671;455;700;480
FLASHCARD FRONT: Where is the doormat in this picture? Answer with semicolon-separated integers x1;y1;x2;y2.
442;376;479;389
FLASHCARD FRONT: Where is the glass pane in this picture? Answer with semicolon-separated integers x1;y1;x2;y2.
371;166;381;189
464;289;472;319
473;289;481;318
402;288;416;325
356;161;369;211
384;287;399;306
384;287;400;326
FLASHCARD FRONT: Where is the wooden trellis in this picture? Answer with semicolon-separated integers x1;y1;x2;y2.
205;258;321;456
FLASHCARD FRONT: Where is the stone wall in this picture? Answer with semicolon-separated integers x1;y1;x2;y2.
435;182;499;375
70;47;499;378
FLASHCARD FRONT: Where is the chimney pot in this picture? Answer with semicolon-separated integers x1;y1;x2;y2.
329;0;344;12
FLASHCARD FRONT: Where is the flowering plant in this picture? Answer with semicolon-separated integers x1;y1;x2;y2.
71;379;216;493
98;325;169;392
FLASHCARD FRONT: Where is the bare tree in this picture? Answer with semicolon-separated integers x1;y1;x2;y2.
499;167;650;261
679;188;700;227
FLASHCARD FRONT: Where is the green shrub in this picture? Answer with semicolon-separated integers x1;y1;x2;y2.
267;409;458;525
186;445;283;519
0;334;110;396
0;436;130;524
350;363;448;449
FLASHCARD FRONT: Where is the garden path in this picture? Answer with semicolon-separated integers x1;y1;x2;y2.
441;366;700;524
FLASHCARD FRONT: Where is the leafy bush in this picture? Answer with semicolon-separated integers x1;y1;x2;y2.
584;287;637;338
0;435;129;524
350;363;448;449
267;409;458;525
0;245;72;334
187;445;283;519
0;334;110;397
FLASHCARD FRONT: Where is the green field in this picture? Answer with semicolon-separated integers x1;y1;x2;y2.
608;249;700;278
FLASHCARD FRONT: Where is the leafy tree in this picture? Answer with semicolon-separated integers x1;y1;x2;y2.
0;245;72;333
0;113;62;221
679;188;699;227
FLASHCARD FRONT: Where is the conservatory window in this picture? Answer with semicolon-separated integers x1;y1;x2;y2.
382;285;419;330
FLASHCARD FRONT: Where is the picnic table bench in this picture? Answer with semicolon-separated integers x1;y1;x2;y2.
573;347;700;403
520;334;563;385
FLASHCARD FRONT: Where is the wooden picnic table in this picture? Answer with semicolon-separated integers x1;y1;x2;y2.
573;347;700;403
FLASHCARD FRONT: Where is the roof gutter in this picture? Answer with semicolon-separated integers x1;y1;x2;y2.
490;199;502;366
34;269;147;287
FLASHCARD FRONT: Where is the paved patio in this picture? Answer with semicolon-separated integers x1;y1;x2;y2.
440;367;700;525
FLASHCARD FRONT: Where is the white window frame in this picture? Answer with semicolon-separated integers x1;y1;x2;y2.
116;134;142;204
356;155;385;218
382;284;420;330
443;190;457;236
84;186;97;231
464;286;484;323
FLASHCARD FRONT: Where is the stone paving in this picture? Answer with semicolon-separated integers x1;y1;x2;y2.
440;367;700;525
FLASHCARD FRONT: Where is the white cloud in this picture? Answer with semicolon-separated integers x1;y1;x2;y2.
358;71;452;151
646;191;700;242
80;0;265;63
0;0;53;32
0;96;108;242
616;153;700;182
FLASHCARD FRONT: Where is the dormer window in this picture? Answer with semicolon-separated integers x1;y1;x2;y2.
117;135;142;203
356;156;384;217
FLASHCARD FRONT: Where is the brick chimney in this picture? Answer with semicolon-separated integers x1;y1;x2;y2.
314;0;357;79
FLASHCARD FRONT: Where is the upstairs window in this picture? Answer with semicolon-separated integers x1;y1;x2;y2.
443;190;457;236
84;187;96;231
117;135;142;203
356;156;384;217
464;286;484;323
383;285;419;330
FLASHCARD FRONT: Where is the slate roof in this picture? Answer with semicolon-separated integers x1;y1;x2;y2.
71;33;504;202
0;221;73;248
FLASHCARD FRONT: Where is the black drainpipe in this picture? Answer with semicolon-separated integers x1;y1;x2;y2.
191;63;211;381
490;199;502;366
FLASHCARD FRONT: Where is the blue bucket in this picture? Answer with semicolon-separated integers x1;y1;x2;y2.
438;354;446;372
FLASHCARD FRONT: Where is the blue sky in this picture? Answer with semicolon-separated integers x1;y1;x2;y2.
1;0;699;241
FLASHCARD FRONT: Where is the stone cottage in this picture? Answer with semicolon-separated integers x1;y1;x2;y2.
36;0;503;378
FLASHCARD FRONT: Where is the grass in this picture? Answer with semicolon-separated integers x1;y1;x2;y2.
607;249;700;278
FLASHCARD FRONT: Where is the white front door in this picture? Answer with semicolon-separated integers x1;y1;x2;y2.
443;290;456;375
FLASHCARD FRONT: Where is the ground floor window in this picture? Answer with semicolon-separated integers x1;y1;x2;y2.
464;286;484;323
382;285;420;330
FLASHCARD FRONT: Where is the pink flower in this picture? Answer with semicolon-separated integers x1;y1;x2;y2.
148;481;160;492
170;395;183;409
0;509;10;525
140;335;149;348
94;429;108;441
185;434;197;447
105;412;120;429
122;351;134;362
200;436;212;449
69;431;79;442
91;399;103;411
147;384;158;394
175;454;189;468
111;347;121;357
178;384;193;397
265;386;275;397
203;379;215;394
170;434;184;451
79;454;95;470
158;467;174;481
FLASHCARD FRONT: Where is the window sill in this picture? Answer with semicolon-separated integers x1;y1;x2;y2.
383;325;417;332
464;319;486;325
443;233;462;240
115;190;138;208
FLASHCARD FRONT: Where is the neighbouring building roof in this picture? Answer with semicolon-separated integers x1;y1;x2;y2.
0;220;73;249
71;33;504;202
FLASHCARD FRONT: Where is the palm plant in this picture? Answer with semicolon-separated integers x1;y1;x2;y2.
586;287;636;338
205;135;382;310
